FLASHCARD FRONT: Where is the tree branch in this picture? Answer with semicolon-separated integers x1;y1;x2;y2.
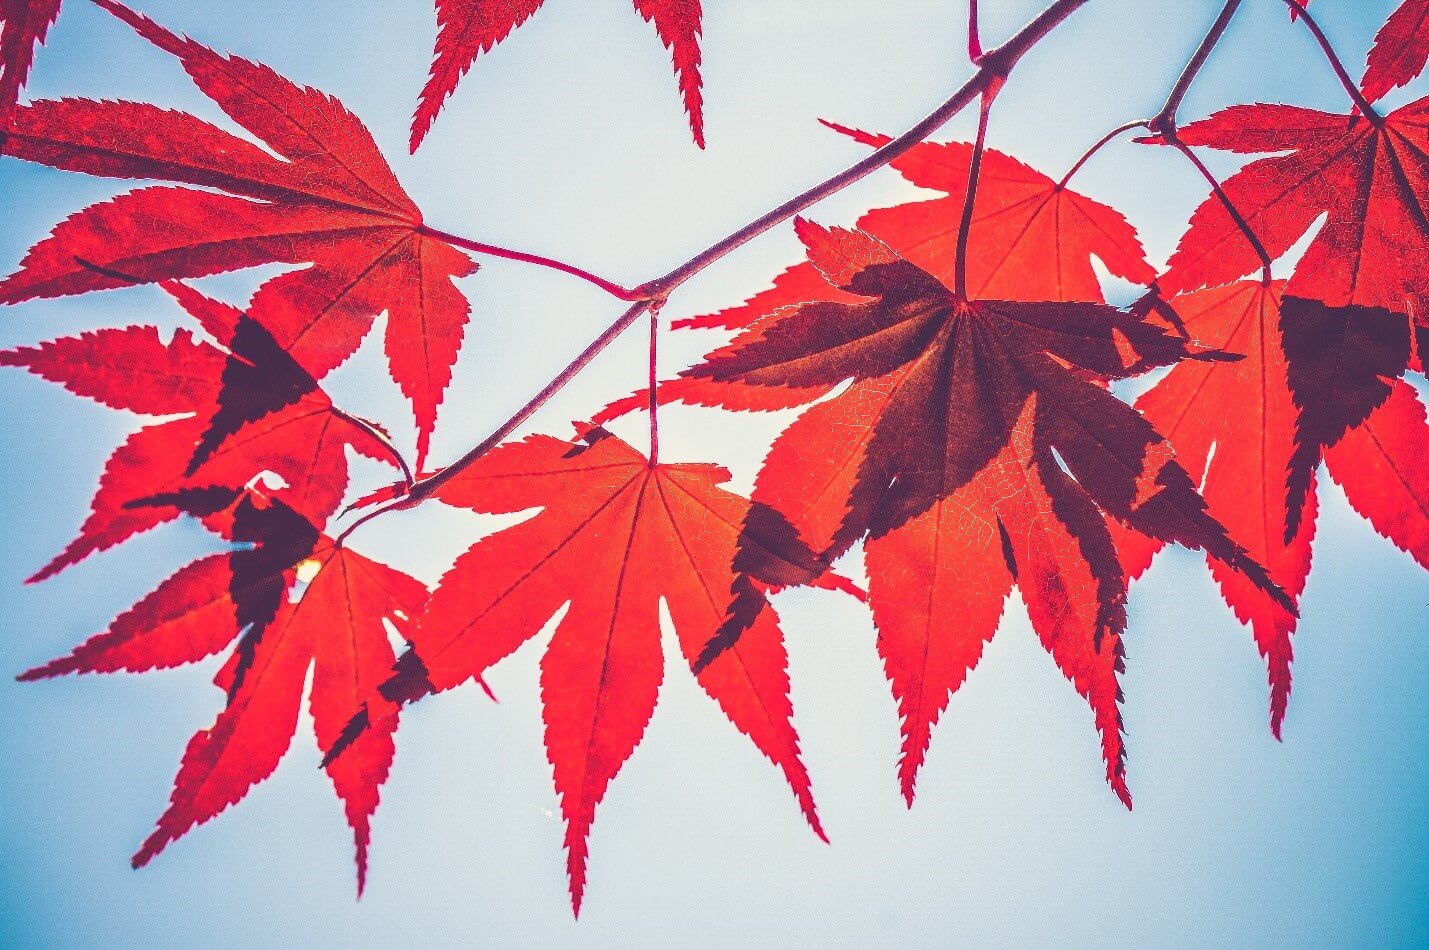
342;0;1093;532
1281;0;1381;122
418;224;651;301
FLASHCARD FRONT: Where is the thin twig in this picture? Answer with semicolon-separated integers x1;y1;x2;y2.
1165;136;1274;282
340;0;1093;537
647;305;661;465
1064;0;1243;185
968;0;984;64
418;224;652;301
955;83;1000;298
1149;0;1243;136
1057;120;1149;187
1281;0;1380;121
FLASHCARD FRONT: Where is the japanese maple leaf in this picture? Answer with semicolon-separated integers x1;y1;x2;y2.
1115;282;1427;735
598;123;1155;422
0;282;402;581
1152;96;1429;345
340;426;823;914
0;0;60;135
1112;282;1313;736
19;489;427;892
412;0;704;151
1322;377;1429;568
1149;95;1429;528
0;0;476;466
685;219;1293;804
1361;0;1429;105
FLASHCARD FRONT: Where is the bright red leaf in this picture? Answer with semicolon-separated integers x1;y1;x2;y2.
0;282;402;581
21;488;426;892
343;426;823;915
413;0;704;151
0;0;60;133
1361;0;1429;105
1112;282;1315;736
0;0;477;467
683;219;1291;803
602;125;1155;422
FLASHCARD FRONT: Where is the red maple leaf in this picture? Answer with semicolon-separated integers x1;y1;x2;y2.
598;124;1156;422
412;0;704;150
19;488;427;892
1323;377;1429;568
1361;0;1429;105
337;426;823;914
1148;94;1429;527
681;219;1293;804
0;0;477;467
0;0;61;134
0;281;402;581
1115;282;1428;736
1152;96;1429;336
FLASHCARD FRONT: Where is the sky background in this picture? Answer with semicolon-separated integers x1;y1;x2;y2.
1;0;1426;946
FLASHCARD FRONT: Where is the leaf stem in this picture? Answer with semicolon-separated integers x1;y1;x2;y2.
341;0;1093;537
955;83;1000;298
1165;136;1274;282
1064;0;1242;186
648;305;661;465
331;407;414;490
1057;120;1149;187
417;224;652;301
1280;0;1380;122
1149;0;1243;136
967;0;984;64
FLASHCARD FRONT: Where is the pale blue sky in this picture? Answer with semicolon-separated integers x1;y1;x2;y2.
1;1;1426;946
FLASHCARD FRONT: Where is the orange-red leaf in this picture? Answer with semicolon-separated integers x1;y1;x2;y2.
357;427;821;915
0;288;400;580
685;220;1290;802
1112;282;1315;736
413;0;703;151
24;488;425;888
0;0;476;466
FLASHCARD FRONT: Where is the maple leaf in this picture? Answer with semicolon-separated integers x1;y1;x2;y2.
20;487;426;893
0;0;476;467
1323;377;1429;569
682;219;1293;804
1112;282;1315;736
412;0;704;151
598;124;1155;423
1152;97;1429;338
1115;283;1428;735
1361;0;1429;105
0;0;61;135
0;282;402;581
339;426;823;915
